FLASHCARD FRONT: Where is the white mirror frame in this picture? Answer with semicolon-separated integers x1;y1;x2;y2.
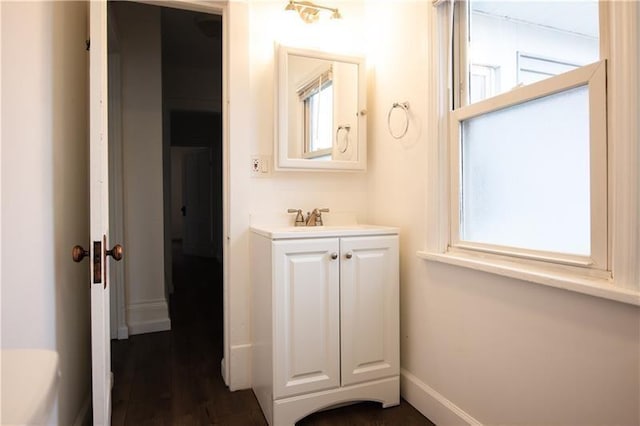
275;44;367;171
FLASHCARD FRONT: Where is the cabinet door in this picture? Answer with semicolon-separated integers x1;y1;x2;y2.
340;235;399;386
273;238;340;398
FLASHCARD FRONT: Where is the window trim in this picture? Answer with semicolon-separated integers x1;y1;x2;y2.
299;68;334;159
421;0;640;305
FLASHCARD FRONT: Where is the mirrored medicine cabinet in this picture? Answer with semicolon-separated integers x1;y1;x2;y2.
275;45;367;171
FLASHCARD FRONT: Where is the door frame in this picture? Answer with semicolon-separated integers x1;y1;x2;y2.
107;0;231;385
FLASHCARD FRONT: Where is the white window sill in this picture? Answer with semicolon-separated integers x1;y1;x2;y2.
417;250;640;307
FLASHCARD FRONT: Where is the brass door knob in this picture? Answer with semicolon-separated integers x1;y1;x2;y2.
106;244;123;261
72;245;90;262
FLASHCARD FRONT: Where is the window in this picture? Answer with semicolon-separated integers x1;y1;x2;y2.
452;0;607;270
422;0;640;304
298;67;333;159
452;64;606;268
462;0;600;104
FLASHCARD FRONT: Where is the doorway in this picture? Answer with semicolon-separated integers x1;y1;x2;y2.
107;0;226;411
169;110;223;261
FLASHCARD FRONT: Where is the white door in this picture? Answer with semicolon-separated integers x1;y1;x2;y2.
90;2;116;424
340;235;399;386
273;238;340;398
182;148;214;257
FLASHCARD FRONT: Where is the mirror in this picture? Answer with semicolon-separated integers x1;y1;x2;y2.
276;45;367;171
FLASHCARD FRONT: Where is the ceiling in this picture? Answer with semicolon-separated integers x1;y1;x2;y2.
161;8;222;69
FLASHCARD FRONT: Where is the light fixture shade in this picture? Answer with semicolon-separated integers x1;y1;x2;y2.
299;6;320;23
285;1;341;24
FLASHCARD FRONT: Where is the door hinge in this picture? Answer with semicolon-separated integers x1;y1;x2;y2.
86;39;90;51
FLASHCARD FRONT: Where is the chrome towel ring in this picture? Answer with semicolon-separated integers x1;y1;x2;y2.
387;101;410;139
336;125;351;153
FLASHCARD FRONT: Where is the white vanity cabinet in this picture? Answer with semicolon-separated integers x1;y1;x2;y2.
251;225;399;426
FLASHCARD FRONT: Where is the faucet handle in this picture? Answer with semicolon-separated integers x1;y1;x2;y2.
315;208;330;226
287;208;305;226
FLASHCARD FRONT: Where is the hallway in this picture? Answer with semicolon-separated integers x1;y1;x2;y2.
111;245;250;424
110;244;433;425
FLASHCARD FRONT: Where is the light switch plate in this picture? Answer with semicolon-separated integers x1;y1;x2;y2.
251;155;270;177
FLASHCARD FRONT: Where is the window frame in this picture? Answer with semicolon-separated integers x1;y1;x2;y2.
450;60;608;271
298;67;334;159
420;0;640;305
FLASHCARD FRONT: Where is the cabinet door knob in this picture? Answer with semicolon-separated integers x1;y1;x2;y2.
345;252;353;259
330;252;338;260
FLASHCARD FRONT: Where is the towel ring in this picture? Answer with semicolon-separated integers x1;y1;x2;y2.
387;101;410;139
336;125;351;153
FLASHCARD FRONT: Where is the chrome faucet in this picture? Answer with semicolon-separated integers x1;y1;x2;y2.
287;208;330;226
305;208;330;226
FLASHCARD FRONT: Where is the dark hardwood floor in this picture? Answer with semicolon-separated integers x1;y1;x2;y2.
111;242;434;425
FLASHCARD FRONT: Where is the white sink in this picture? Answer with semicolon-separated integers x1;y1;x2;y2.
1;349;59;424
250;224;399;239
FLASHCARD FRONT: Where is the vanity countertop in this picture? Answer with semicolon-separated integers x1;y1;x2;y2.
250;224;399;240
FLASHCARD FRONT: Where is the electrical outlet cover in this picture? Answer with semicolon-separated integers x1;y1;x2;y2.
251;157;260;173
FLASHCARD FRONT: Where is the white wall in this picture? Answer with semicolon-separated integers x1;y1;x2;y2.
0;2;635;424
247;0;370;219
364;2;640;425
113;2;170;335
1;2;91;424
223;0;370;389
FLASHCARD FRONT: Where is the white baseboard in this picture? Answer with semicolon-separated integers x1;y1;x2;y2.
221;357;228;386
228;343;252;391
117;325;129;340
72;393;91;426
400;368;482;426
126;299;171;335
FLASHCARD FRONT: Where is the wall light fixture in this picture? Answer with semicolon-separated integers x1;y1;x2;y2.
284;1;342;24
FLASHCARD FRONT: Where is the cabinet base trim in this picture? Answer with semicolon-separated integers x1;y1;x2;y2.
270;376;399;426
